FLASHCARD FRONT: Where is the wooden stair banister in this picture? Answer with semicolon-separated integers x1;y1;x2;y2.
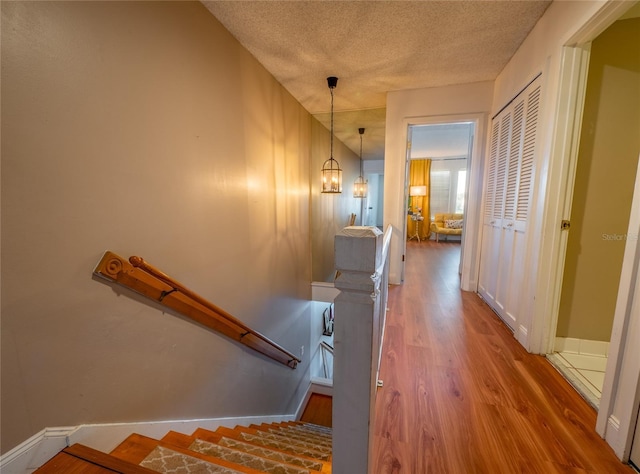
94;251;301;369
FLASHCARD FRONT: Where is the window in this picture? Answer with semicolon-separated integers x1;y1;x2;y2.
455;169;467;214
430;170;451;218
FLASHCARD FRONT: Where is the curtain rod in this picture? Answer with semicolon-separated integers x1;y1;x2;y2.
412;156;467;162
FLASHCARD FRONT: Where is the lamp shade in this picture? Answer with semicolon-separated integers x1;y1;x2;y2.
321;157;342;193
353;176;367;198
409;185;427;197
353;127;367;198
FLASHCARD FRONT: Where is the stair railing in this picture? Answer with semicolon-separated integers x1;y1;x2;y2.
332;225;392;474
93;251;301;369
320;341;334;379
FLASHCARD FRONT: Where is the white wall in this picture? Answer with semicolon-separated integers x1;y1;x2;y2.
490;0;628;352
490;0;640;459
384;81;494;284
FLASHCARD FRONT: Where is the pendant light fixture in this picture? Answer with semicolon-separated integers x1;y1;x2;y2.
321;76;342;193
353;127;368;198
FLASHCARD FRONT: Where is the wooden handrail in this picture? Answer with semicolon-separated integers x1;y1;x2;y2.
94;251;301;369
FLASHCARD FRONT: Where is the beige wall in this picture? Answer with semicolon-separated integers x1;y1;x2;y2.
557;18;640;341
0;1;355;453
310;118;360;282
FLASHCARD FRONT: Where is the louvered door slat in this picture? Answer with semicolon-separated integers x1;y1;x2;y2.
493;113;511;219
504;100;525;220
516;84;541;221
485;119;500;219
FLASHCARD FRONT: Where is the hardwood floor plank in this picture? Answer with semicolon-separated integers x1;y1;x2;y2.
372;241;633;473
301;393;333;428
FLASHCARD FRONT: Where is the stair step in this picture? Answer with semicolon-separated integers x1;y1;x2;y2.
232;426;331;458
215;427;331;462
285;422;333;437
110;433;263;473
36;421;332;474
238;426;332;456
35;443;155;473
161;431;317;474
192;428;328;473
259;426;332;447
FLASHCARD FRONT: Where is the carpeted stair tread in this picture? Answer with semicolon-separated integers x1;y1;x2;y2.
110;433;263;474
217;438;325;473
249;423;332;446
284;423;333;437
188;437;314;474
276;424;332;441
161;431;313;474
237;427;332;456
142;445;249;474
191;428;325;473
293;422;332;432
235;433;330;462
264;428;332;447
162;431;322;474
214;427;331;462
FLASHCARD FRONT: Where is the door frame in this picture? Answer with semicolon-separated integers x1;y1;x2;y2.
531;0;640;460
400;113;486;292
597;153;640;459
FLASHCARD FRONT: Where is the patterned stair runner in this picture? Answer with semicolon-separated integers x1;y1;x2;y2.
35;421;332;474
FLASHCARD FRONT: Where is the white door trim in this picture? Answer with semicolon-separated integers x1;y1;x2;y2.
401;113;487;292
596;152;640;459
529;44;591;356
531;0;640;460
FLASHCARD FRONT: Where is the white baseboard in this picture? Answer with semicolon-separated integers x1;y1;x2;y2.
605;415;624;459
0;427;76;474
0;414;295;474
517;324;529;349
554;337;609;357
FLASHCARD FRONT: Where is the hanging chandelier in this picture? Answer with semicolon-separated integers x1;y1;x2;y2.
321;76;342;193
353;127;368;198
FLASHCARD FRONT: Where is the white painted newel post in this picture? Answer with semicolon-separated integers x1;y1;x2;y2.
332;225;391;474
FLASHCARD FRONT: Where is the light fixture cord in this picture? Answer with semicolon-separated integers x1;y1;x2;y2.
360;133;363;176
330;86;334;159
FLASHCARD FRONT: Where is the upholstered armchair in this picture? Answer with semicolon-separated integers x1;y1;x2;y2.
430;213;463;242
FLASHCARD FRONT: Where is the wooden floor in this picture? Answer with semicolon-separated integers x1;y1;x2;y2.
301;393;333;428
372;240;634;474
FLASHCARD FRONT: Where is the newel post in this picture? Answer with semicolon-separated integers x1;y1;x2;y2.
332;226;385;474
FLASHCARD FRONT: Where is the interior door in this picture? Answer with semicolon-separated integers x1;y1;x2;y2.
478;75;541;331
478;119;500;306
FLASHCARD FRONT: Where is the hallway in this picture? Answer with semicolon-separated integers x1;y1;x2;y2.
372;241;633;473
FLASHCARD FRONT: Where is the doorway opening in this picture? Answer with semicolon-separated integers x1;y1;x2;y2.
404;121;475;273
363;159;385;229
546;13;640;410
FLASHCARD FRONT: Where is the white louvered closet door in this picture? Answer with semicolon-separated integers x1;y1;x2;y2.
478;76;541;330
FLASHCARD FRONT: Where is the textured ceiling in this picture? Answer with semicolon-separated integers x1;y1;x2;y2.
202;1;552;160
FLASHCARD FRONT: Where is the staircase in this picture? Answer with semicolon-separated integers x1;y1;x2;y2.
35;421;332;473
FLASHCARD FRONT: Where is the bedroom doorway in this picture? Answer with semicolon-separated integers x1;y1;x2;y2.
547;12;640;410
404;122;474;267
